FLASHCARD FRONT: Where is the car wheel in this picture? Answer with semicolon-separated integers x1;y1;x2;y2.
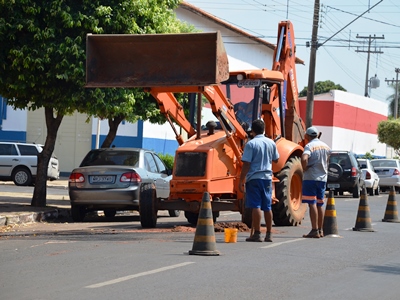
168;210;180;217
104;209;117;218
368;188;374;196
374;186;380;196
12;167;32;186
352;181;360;198
139;183;158;228
71;205;86;222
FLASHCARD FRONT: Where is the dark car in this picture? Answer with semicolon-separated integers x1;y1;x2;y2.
327;150;362;198
68;148;175;227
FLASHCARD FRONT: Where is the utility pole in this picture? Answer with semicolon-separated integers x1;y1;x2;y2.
304;0;382;126
385;68;400;118
305;0;320;128
355;34;384;97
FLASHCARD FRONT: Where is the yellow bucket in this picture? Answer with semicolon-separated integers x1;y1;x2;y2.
224;228;238;243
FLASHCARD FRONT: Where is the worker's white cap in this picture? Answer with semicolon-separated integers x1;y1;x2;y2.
306;126;319;137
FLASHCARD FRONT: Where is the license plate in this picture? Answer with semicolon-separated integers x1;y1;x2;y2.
90;175;114;183
327;183;340;189
237;79;261;88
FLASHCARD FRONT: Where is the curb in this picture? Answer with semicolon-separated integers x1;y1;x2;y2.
0;208;70;226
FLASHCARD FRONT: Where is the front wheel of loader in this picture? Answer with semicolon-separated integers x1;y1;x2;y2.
273;157;307;226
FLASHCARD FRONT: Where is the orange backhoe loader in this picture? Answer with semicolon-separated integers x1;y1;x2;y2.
86;21;308;228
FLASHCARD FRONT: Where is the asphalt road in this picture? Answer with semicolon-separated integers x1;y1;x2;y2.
1;191;400;300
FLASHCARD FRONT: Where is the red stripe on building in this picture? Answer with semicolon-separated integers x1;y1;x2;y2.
299;100;387;134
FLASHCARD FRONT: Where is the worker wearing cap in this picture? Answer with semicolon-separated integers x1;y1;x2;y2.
301;126;331;238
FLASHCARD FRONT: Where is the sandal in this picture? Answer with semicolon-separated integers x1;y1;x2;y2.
318;229;324;238
264;232;273;242
246;232;262;242
303;229;320;238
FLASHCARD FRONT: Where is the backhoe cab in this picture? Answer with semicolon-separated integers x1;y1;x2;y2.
86;21;307;228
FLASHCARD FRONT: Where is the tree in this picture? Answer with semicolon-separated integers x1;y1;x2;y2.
299;80;347;97
0;0;188;206
377;119;400;157
385;83;400;118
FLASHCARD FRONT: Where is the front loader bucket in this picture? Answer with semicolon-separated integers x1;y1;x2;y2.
86;32;229;88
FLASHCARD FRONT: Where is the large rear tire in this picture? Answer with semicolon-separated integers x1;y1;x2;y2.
139;183;158;228
273;157;306;226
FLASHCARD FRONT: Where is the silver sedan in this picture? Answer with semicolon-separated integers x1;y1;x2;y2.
68;148;174;227
370;159;400;192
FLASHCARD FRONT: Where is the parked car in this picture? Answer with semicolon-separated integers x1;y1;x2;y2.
357;158;380;196
68;148;177;226
0;141;60;186
327;150;362;198
370;159;400;192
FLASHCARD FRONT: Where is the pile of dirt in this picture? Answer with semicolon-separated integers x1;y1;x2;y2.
170;221;250;233
214;221;250;232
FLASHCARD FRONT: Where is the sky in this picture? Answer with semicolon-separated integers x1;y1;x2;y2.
185;0;400;105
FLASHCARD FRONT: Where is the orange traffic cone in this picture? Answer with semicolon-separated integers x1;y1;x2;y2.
323;190;340;237
382;186;400;223
189;192;220;256
353;186;375;232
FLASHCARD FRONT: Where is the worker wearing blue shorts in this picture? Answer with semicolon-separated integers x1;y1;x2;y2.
301;126;331;238
240;119;279;242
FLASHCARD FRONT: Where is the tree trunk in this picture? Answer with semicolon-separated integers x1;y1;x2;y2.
31;107;63;207
101;116;124;148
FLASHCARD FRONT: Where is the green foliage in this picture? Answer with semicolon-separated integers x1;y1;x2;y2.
0;0;194;120
377;119;400;156
360;149;375;160
385;83;400;118
0;0;193;204
158;153;174;170
299;80;347;97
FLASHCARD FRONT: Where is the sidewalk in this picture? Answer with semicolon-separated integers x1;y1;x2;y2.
0;179;70;227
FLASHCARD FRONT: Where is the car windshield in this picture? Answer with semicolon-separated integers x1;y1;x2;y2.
80;150;139;167
359;162;368;169
329;153;351;168
371;160;398;168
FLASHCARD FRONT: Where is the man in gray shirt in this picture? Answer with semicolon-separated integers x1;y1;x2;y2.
301;126;331;238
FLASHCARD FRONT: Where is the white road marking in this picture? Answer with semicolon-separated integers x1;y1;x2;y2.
85;262;195;288
261;238;305;249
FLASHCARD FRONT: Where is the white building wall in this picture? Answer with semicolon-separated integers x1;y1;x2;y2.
1;106;27;132
175;7;274;71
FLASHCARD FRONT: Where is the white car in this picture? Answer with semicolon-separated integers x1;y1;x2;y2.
370;159;400;192
0;142;60;186
357;158;380;196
